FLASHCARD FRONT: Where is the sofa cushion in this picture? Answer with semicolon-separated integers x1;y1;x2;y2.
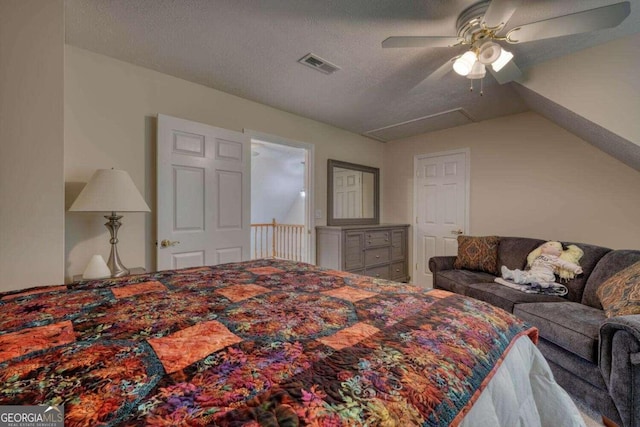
497;237;546;270
596;260;640;318
514;302;606;363
453;235;500;274
582;250;640;309
434;269;496;295
557;242;611;304
465;282;566;313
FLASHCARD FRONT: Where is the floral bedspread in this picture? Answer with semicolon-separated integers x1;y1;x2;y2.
0;259;536;426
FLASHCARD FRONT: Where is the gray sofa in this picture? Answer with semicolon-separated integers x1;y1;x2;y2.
429;236;640;427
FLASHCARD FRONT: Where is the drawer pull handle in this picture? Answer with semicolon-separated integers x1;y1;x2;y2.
376;274;380;277
368;241;372;244
376;255;380;259
396;269;400;272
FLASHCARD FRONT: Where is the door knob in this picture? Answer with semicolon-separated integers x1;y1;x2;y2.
160;239;180;248
450;229;464;235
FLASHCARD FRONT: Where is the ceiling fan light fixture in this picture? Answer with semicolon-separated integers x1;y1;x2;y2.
453;51;477;76
478;41;501;65
491;48;514;72
466;61;486;79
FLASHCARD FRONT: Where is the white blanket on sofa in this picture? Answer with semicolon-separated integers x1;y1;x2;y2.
495;277;569;296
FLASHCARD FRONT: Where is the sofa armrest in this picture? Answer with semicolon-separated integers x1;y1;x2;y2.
428;256;456;274
600;315;640;427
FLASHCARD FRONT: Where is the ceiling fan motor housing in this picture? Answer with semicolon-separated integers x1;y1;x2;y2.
456;0;495;44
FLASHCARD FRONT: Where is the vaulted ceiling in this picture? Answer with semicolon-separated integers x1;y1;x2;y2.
65;0;639;149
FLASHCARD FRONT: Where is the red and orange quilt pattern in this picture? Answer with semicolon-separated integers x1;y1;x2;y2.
0;259;536;426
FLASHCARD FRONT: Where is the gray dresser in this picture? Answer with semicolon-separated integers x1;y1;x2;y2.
316;224;410;282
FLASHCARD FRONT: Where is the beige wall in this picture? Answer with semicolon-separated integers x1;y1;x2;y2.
520;33;640;146
384;112;640;272
65;46;384;281
0;0;65;292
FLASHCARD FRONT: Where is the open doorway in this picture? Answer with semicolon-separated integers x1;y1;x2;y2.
249;136;312;263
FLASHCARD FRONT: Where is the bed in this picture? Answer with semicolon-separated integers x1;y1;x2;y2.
0;259;584;426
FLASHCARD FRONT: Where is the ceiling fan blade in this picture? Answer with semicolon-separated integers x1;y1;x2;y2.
382;36;461;48
488;60;522;84
429;57;458;80
482;0;522;29
506;1;630;43
409;56;459;94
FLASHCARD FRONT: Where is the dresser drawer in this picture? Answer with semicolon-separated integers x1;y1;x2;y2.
390;261;405;280
365;230;390;248
344;232;365;270
365;247;390;266
391;229;406;261
365;264;390;280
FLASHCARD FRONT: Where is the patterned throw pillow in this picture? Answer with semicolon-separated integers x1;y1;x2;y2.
597;261;640;318
453;235;500;275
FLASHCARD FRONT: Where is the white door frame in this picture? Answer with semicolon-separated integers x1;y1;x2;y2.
243;129;315;264
412;148;470;285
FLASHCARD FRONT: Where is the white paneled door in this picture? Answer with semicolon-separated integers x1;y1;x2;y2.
157;114;250;271
333;168;363;219
413;150;469;288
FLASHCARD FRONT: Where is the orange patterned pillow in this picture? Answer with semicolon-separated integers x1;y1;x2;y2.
453;235;500;275
597;261;640;318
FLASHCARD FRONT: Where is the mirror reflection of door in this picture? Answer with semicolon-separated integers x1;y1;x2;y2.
327;159;379;226
333;167;362;219
361;172;374;218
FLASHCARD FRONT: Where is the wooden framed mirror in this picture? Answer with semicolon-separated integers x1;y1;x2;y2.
327;159;379;226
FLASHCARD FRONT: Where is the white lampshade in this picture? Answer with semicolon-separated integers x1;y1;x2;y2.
453;51;477;76
466;61;486;79
70;169;150;212
491;48;514;72
478;42;501;65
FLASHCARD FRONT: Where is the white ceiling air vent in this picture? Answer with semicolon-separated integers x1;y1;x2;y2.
298;53;340;75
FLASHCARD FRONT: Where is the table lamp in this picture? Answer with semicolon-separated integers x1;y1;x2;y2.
69;169;151;277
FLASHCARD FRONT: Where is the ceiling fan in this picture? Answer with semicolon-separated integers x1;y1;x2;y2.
382;0;631;90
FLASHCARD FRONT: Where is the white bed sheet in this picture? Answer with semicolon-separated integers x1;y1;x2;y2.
461;335;586;427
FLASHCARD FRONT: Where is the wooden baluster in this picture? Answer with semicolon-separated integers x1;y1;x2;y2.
271;218;276;258
293;226;296;260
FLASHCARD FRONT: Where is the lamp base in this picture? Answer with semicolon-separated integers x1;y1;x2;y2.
104;212;130;277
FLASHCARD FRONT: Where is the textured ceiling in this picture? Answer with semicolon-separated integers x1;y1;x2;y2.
65;0;640;140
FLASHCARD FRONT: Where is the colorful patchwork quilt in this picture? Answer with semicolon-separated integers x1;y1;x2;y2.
0;259;538;426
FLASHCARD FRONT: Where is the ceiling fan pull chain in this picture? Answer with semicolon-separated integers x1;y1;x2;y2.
480;78;484;96
469;79;474;92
